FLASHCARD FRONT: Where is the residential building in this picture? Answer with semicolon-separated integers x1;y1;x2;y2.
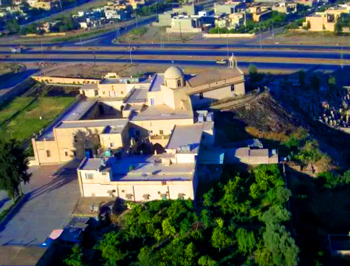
167;15;204;33
272;2;297;14
295;0;316;7
214;1;245;16
29;0;59;10
154;11;176;26
247;5;272;22
229;12;245;27
304;6;350;31
173;4;201;16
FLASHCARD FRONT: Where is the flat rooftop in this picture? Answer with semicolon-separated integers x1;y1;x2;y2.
188;68;243;88
149;74;164;92
167;124;203;152
39;100;97;140
111;155;195;181
80;156;195;181
124;88;148;104
55;119;128;132
130;104;193;121
100;77;151;85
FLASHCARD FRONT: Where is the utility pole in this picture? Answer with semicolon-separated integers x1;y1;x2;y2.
341;39;344;69
226;42;229;60
40;41;44;65
259;24;262;50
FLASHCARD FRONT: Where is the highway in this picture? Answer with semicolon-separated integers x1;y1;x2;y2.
0;57;344;71
1;49;348;60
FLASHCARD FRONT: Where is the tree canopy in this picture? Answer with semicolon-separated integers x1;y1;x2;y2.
0;139;30;203
64;165;298;266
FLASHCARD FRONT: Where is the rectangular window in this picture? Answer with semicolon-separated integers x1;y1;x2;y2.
73;151;77;156
94;90;98;96
121;91;124;95
64;150;68;157
161;181;167;186
110;143;114;148
74;135;78;143
159;130;164;135
85;173;94;179
46;150;51;157
231;84;235;92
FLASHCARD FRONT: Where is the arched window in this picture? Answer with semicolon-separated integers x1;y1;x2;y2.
177;80;182;87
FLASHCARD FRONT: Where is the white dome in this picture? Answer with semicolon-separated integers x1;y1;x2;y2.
164;66;183;80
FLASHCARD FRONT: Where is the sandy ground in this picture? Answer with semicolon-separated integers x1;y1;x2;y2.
116;25;200;44
29;62;301;79
264;31;350;46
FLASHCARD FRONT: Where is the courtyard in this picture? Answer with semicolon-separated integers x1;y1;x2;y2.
0;163;80;246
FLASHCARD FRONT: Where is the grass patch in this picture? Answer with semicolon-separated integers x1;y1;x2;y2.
0;96;75;141
0;97;35;125
0;195;23;222
0;63;22;85
117;27;148;42
50;28;111;43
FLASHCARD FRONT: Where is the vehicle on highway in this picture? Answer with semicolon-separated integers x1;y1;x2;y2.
216;59;228;65
11;47;21;54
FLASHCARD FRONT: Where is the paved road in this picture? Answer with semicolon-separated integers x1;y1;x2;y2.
0;165;80;246
1;49;347;60
0;68;38;91
0;57;344;71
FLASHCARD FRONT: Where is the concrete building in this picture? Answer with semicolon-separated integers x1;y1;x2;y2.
214;1;245;16
28;0;59;10
173;4;201;16
295;0;316;7
272;2;297;14
226;147;279;164
31;60;245;166
215;12;245;29
167;15;204;33
304;6;350;32
77;123;206;200
247;5;272;22
154;11;176;26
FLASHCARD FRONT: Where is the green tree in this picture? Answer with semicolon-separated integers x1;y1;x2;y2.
334;21;343;35
211;218;233;251
64;244;83;266
96;232;126;265
262;223;299;266
310;74;320;91
203;187;215;207
198;255;217;266
328;76;336;89
136;247;155;266
248;64;258;82
6;19;20;34
236;228;256;255
298;70;306;87
0;140;30;203
162;218;176;237
260;205;291;225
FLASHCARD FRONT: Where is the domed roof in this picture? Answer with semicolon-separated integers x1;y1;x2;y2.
164;66;183;80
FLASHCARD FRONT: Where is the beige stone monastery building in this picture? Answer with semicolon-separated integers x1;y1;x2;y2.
31;60;246;201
